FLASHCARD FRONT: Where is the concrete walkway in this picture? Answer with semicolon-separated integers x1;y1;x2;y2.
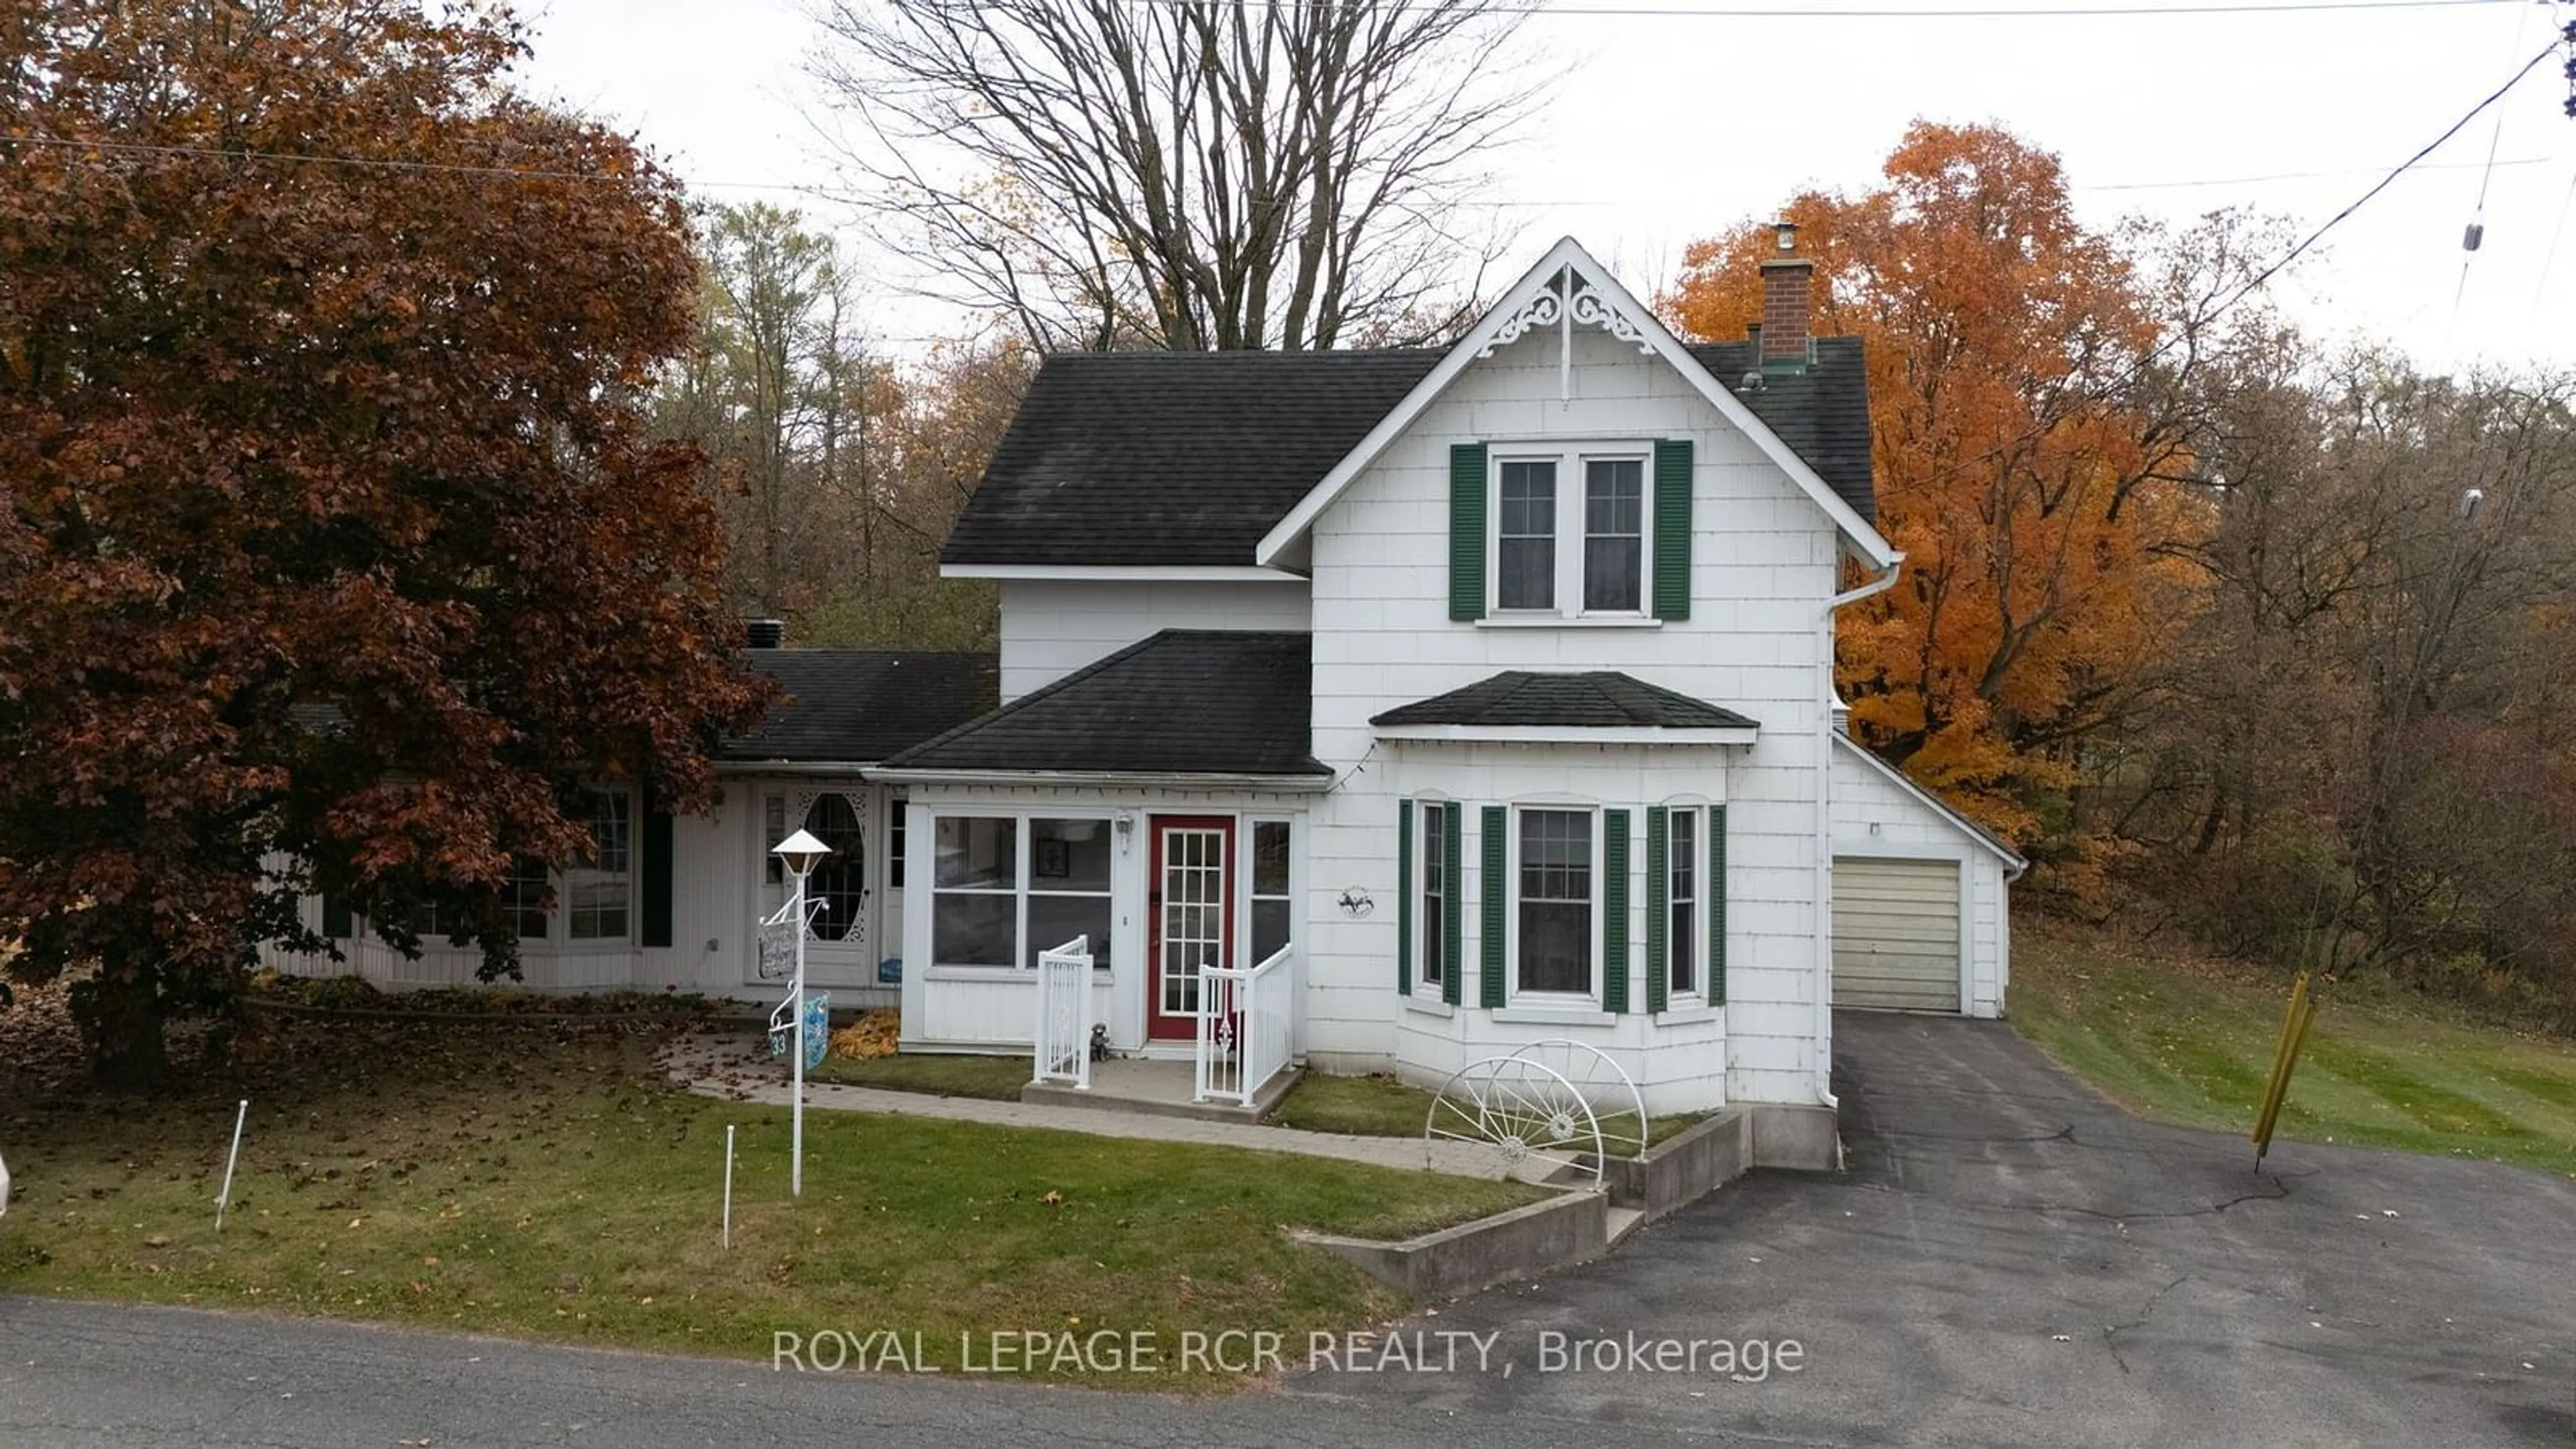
661;1032;1535;1182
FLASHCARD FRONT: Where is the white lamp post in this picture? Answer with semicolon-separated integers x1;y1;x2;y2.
772;826;831;1196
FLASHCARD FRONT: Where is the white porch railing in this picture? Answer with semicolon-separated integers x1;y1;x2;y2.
1195;943;1296;1108
1031;935;1094;1089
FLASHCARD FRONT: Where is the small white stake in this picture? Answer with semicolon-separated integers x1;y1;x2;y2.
722;1125;736;1250
214;1099;248;1230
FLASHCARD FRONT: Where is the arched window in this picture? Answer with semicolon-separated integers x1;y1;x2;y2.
803;793;869;943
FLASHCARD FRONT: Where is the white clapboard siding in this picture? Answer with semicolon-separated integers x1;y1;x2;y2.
1831;857;1962;1012
996;580;1311;701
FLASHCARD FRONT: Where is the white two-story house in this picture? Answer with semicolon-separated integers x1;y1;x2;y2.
275;235;2019;1152
877;235;2021;1140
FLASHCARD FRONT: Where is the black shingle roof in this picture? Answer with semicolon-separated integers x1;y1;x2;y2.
1686;336;1874;524
943;335;1874;568
1371;672;1759;732
722;651;998;763
881;631;1328;777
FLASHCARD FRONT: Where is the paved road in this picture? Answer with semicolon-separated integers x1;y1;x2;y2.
0;1293;1745;1449
1294;1012;2576;1446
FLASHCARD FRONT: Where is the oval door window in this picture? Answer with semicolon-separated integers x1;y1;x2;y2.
804;794;868;942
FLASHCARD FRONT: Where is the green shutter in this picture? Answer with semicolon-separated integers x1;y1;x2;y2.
1397;799;1415;996
1711;803;1728;1004
1645;808;1670;1015
641;808;675;949
1481;805;1507;1008
1442;802;1464;1006
1603;809;1630;1013
1450;443;1488;621
1653;439;1693;621
321;892;353;941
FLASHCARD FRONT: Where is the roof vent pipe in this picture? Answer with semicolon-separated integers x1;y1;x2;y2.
745;618;786;649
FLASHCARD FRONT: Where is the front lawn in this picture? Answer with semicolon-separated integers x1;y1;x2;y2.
0;992;1541;1388
2009;922;2576;1177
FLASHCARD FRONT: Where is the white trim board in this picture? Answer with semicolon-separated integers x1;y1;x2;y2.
941;564;1308;583
1375;724;1757;747
1254;235;1898;572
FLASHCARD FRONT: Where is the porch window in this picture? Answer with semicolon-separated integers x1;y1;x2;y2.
887;797;907;888
930;814;1114;970
1026;818;1112;967
566;789;631;941
1515;807;1595;996
932;816;1016;967
1250;820;1292;963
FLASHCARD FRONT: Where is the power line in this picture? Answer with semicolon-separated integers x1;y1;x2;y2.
1907;36;2565;494
1114;0;2514;15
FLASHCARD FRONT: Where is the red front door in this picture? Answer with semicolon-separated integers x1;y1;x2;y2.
1148;816;1232;1042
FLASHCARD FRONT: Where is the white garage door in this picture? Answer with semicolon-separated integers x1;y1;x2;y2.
1833;857;1962;1013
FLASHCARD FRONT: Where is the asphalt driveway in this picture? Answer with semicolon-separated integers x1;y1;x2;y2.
1290;1012;2576;1446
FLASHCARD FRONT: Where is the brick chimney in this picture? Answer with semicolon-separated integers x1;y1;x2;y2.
1758;221;1812;372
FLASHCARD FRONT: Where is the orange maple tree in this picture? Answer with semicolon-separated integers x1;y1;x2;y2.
1666;122;2203;852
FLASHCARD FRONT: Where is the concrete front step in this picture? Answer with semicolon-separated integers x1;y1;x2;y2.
1022;1059;1301;1124
1605;1204;1646;1247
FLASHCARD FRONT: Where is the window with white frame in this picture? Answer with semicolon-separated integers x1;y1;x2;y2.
1417;804;1446;990
930;814;1114;969
1515;807;1595;996
564;789;631;941
1493;446;1652;618
506;855;549;941
1249;820;1293;963
1667;808;1699;999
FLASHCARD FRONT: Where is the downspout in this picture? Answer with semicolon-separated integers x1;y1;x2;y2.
1814;553;1902;1110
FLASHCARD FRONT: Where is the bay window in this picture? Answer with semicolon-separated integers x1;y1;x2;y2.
1515;807;1595;996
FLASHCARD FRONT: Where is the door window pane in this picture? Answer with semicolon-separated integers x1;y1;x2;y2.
1584;458;1644;612
1497;460;1556;610
802;792;868;943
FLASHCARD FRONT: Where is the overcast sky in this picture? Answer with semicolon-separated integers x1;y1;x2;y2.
508;0;2575;371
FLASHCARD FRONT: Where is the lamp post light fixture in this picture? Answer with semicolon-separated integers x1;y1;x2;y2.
771;827;831;1196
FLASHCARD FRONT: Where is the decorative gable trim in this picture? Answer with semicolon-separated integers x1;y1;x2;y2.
1254;235;1898;572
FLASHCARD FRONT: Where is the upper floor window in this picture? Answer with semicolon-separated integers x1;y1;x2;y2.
1489;447;1652;619
1450;439;1693;625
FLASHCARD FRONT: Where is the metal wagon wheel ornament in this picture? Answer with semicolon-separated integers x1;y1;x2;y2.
1504;1038;1651;1162
1425;1055;1605;1182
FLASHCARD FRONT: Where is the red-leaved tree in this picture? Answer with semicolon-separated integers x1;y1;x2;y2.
0;1;771;1079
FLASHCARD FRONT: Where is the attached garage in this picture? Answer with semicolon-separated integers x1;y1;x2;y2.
1833;857;1964;1012
1829;733;2027;1017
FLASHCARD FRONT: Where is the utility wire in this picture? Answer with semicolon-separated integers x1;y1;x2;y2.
2446;0;2533;345
1907;37;2565;496
1112;0;2514;15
